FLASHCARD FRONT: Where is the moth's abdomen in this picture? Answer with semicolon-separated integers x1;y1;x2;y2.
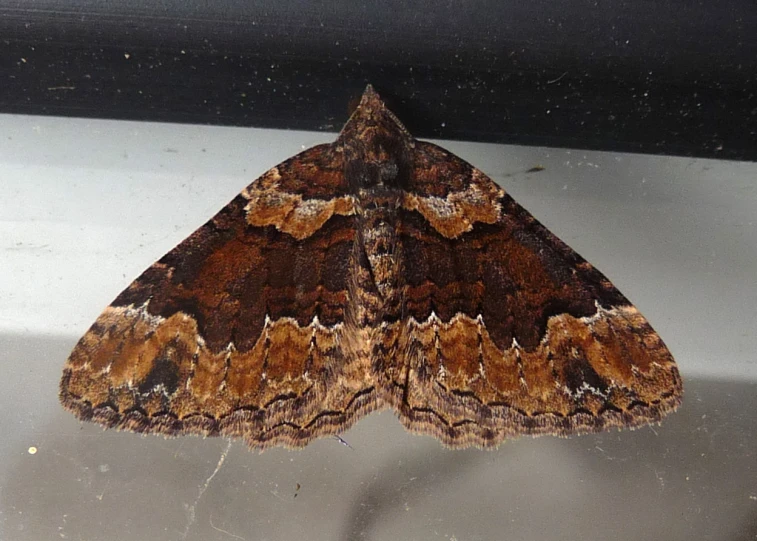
356;189;404;321
363;215;398;299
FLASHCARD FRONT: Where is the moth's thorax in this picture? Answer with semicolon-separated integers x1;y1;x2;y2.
344;142;409;192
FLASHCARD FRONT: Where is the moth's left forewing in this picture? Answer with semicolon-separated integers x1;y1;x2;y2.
60;144;382;449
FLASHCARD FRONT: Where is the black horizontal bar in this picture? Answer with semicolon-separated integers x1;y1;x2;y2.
2;0;756;161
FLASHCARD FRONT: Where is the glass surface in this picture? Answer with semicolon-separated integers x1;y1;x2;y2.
1;113;755;540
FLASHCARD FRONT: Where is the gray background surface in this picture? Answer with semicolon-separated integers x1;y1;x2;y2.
1;113;755;540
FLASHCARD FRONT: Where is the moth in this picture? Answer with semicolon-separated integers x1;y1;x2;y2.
60;85;682;449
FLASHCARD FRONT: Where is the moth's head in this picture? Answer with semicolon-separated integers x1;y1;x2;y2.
340;85;414;192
